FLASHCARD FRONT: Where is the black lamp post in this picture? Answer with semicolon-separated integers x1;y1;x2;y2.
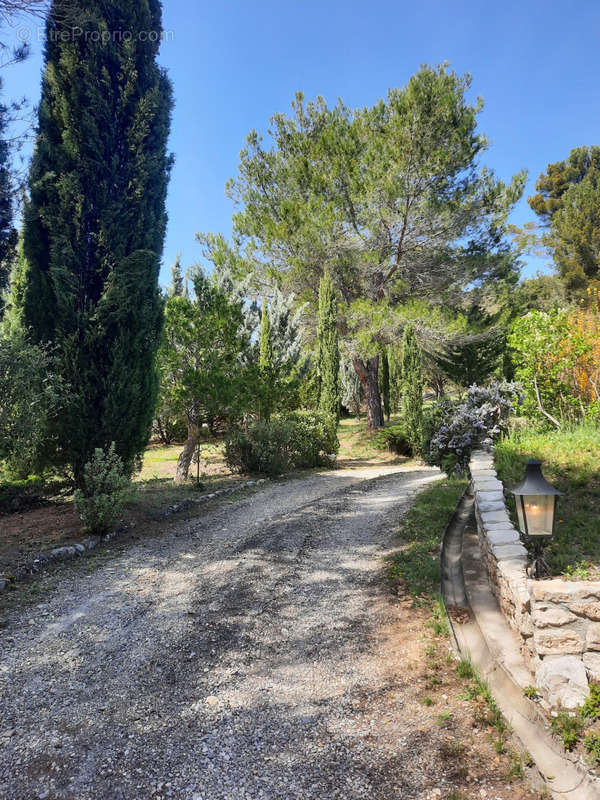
510;459;562;580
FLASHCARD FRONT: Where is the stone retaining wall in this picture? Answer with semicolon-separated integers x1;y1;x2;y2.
471;448;595;710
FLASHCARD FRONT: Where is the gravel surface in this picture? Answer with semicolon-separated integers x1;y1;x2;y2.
0;464;463;800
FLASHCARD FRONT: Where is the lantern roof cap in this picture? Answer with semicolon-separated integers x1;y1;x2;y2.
510;459;562;497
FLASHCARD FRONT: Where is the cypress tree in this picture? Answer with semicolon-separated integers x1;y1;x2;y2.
401;326;423;452
17;0;172;482
259;297;274;419
169;253;184;297
317;268;340;420
380;348;391;421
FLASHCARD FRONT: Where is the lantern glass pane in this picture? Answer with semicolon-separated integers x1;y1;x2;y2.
523;494;554;536
516;498;526;535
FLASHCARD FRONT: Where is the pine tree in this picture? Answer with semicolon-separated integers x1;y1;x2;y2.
340;359;362;420
380;348;391;421
401;326;423;452
16;0;172;483
317;269;340;420
259;297;274;419
169;253;184;297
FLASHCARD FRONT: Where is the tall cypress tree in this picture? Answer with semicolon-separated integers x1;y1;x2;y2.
401;326;423;452
17;0;172;482
317;269;340;420
259;297;274;420
169;253;184;297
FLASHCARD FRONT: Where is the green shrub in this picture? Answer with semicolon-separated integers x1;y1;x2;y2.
225;410;338;477
0;333;65;477
74;444;131;533
225;419;294;477
284;409;338;466
584;732;600;765
373;423;413;456
550;710;584;750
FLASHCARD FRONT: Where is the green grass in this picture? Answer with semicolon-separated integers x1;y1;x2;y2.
495;422;600;577
389;477;468;598
337;414;407;463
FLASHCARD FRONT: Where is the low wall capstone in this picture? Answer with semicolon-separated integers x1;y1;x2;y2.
470;448;596;710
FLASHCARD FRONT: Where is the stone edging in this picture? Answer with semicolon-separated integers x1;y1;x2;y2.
0;478;268;594
471;448;597;710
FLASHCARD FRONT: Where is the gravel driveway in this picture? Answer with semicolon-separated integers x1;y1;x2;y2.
0;464;444;800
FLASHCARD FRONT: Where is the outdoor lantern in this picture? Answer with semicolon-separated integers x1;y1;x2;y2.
510;459;562;579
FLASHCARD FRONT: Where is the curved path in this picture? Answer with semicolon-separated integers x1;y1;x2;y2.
0;465;446;800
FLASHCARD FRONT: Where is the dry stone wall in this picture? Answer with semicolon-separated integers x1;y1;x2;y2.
470;448;597;710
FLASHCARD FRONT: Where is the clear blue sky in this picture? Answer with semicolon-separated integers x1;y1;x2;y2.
2;0;599;286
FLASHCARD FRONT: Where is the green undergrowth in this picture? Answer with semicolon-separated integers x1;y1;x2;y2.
495;422;600;577
548;683;600;761
389;477;467;599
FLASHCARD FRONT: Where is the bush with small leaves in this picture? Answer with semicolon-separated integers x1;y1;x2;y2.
74;444;131;533
225;410;338;477
427;381;522;475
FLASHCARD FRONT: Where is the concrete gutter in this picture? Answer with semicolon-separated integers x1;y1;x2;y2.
441;489;600;799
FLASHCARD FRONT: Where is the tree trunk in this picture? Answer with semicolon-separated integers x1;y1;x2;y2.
175;422;199;483
352;356;384;429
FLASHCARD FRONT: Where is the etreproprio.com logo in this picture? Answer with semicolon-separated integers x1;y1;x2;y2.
17;26;175;44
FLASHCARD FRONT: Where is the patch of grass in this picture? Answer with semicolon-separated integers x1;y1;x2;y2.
336;415;407;464
495;422;600;576
389;477;467;598
456;658;475;680
420;695;434;706
523;685;540;701
550;710;584;751
582;683;600;720
436;711;452;726
584;732;600;765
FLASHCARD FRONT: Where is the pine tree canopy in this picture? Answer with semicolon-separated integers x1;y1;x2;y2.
529;145;600;227
15;0;173;481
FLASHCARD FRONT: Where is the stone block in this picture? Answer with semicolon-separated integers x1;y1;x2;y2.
471;469;497;478
475;490;505;503
569;602;600;622
481;510;511;525
533;606;577;628
477;500;506;513
536;655;589;710
584;652;600;683
485;521;517;530
472;479;504;491
487;529;520;547
586;623;600;651
533;628;583;655
492;543;528;560
531;580;600;604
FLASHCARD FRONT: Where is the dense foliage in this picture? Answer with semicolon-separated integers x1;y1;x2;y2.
400;326;423;452
157;269;256;482
225;410;338;476
74;443;130;534
0;333;64;477
10;0;172;484
227;65;524;428
427;382;521;474
509;295;600;425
